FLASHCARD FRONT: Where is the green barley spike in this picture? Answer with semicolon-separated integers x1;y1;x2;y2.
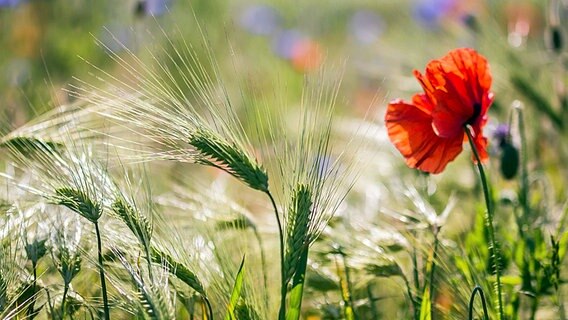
120;256;173;320
54;187;102;223
112;198;152;246
0;272;6;313
150;247;206;296
189;128;269;192
284;184;312;284
0;136;62;155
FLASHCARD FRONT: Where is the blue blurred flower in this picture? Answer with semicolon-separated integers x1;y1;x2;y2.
0;0;24;8
349;10;385;44
239;4;281;36
272;29;304;59
413;0;454;27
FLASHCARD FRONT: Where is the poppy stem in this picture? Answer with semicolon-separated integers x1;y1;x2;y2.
465;126;505;320
468;286;490;320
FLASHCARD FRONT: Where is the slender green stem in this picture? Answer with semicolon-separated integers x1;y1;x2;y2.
45;288;56;320
335;251;356;320
252;226;270;310
144;244;154;282
402;274;418;320
516;107;530;224
427;227;441;319
529;296;539;320
61;282;69;318
366;284;379;319
27;262;38;318
94;222;110;320
465;126;504;320
202;295;213;320
341;252;358;320
410;231;421;291
266;191;287;320
468;286;490;320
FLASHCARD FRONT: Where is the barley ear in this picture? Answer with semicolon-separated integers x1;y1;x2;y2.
117;254;174;320
189;128;268;192
111;198;152;248
284;184;312;285
150;247;206;297
54;188;102;223
0;136;62;156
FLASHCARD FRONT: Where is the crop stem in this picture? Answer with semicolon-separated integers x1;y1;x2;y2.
94;222;111;320
266;191;287;320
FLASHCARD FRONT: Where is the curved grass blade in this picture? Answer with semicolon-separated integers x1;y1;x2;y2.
419;286;432;320
224;256;246;320
285;247;309;320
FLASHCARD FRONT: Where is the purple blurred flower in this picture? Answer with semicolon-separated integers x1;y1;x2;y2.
272;29;304;59
493;124;509;142
135;0;172;17
0;0;24;8
349;10;385;44
239;5;281;36
413;0;454;27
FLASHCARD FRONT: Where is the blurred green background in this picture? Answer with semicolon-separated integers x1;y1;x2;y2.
4;0;568;197
1;0;557;129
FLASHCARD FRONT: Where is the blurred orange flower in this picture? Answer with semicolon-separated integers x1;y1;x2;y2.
385;48;493;173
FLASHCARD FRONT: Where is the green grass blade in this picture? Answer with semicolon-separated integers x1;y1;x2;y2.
285;247;309;320
419;286;432;320
224;256;246;320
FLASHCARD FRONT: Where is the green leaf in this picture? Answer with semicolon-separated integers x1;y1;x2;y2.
364;262;403;278
286;247;309;320
419;287;431;320
0;136;62;155
225;256;246;320
305;267;339;292
558;231;568;260
499;275;522;286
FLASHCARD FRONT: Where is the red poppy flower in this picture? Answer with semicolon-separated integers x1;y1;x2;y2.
385;48;493;173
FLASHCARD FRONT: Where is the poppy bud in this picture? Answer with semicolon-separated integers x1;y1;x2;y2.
547;26;564;54
499;141;519;179
462;14;480;33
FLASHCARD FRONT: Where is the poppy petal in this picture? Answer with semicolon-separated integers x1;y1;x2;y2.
420;48;492;138
385;95;463;174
